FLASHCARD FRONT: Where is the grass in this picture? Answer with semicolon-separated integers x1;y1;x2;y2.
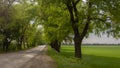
47;45;120;68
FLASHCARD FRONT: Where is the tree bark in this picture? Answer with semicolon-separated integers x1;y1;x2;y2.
50;39;61;52
3;36;11;52
66;1;82;58
17;36;23;50
66;0;91;58
74;33;81;58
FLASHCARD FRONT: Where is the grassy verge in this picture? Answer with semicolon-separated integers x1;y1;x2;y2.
47;45;120;68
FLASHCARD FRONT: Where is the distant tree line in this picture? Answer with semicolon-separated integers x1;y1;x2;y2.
82;44;120;46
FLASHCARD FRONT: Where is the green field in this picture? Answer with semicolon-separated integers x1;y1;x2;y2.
48;45;120;68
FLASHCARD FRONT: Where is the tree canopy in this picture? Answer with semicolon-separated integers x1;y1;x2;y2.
0;0;120;58
0;0;44;51
38;0;120;58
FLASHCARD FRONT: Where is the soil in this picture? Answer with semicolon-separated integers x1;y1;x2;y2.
20;47;57;68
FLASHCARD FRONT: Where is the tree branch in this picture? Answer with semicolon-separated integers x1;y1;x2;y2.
90;17;106;23
7;0;16;9
66;3;75;23
81;19;90;39
72;2;79;22
80;0;91;39
75;0;80;5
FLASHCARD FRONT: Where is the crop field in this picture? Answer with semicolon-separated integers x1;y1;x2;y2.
48;45;120;68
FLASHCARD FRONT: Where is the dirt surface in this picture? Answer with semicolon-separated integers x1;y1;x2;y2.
0;45;56;68
21;47;56;68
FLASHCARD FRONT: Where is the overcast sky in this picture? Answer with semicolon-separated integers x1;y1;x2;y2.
83;34;120;44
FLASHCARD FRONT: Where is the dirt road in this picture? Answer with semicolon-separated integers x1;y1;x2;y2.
0;45;56;68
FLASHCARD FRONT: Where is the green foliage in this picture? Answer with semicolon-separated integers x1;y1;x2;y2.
0;0;120;52
39;0;72;44
39;0;120;58
39;0;120;42
0;0;44;52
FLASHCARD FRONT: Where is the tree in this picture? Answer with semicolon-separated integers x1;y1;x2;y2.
0;0;16;51
39;0;120;58
41;0;91;58
0;0;42;51
12;0;41;49
37;0;72;52
105;0;120;38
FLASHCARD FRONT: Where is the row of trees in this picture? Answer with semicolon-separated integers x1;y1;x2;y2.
0;0;44;52
0;0;120;58
38;0;120;58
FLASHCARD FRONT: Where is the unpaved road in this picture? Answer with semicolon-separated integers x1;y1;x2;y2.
0;45;56;68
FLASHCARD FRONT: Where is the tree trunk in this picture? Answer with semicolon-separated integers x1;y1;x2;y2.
74;33;82;58
50;39;61;52
66;1;82;58
17;36;23;50
3;37;11;52
66;0;90;58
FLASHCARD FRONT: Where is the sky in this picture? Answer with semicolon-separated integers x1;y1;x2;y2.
82;34;120;44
